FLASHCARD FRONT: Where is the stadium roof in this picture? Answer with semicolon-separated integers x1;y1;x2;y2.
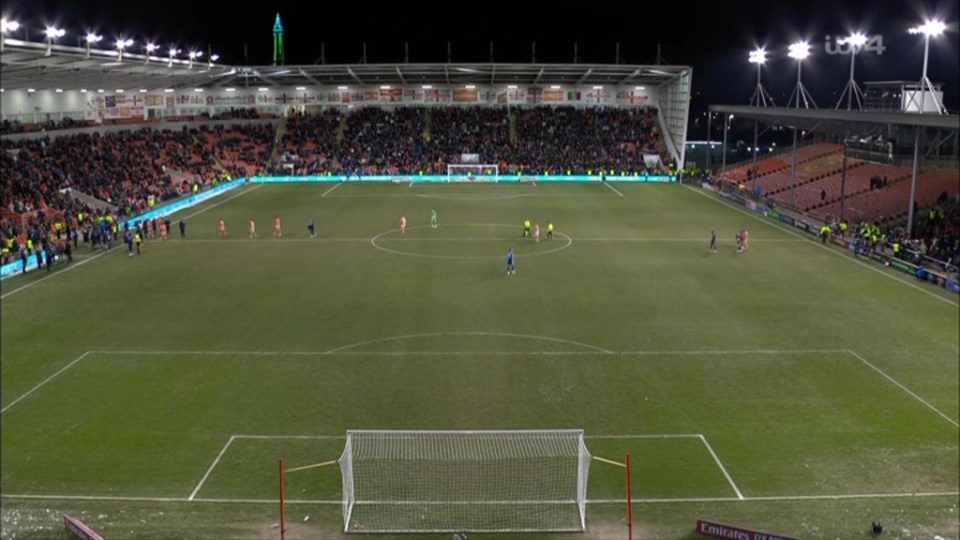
0;40;690;90
709;105;960;132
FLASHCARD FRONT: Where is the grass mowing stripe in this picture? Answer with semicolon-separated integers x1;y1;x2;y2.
0;351;91;414
684;184;959;307
846;349;960;428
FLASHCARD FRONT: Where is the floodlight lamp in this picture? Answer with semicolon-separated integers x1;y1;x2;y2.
169;47;180;56
209;53;219;62
788;41;811;60
85;32;102;43
1;18;20;33
145;43;158;52
45;26;65;39
748;48;767;64
116;38;133;49
909;20;946;36
838;32;868;47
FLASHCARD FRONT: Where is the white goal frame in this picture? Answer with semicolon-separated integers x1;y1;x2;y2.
339;429;591;534
446;164;500;182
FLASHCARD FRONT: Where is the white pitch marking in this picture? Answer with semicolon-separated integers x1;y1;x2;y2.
177;184;262;221
699;434;745;500
323;331;613;354
189;436;236;501
3;491;956;504
617;349;849;355
602;182;624;197
846;349;959;428
590;491;960;503
685;184;959;307
321;182;343;197
1;351;91;414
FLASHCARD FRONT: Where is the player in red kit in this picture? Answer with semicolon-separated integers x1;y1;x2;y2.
400;214;407;235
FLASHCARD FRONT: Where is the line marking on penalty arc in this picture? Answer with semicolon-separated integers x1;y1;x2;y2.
189;436;236;501
0;351;92;414
846;349;959;429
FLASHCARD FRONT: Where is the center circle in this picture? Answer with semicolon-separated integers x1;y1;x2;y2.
370;223;572;260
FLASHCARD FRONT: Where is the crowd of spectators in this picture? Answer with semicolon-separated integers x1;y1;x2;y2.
1;123;274;259
277;106;666;175
1;117;89;135
280;110;345;175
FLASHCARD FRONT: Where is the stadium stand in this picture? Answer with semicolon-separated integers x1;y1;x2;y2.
718;142;841;186
275;106;665;175
815;168;960;223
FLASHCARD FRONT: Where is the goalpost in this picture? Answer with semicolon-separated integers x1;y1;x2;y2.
446;164;500;182
338;429;591;533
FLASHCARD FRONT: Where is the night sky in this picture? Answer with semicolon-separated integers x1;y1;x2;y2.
4;0;959;119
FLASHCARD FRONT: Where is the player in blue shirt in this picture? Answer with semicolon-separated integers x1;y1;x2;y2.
506;248;515;275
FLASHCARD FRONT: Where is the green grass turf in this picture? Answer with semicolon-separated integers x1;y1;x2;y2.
1;182;957;539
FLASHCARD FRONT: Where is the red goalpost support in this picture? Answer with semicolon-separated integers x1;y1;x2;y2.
279;458;286;540
625;452;633;540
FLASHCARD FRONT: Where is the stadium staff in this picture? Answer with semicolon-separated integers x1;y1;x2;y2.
819;224;830;244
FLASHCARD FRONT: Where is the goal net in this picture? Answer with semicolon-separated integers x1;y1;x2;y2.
338;429;591;533
446;164;500;182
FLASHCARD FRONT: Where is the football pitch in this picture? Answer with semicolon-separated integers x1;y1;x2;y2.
1;182;957;540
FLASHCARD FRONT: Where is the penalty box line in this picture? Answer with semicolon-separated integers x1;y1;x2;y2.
188;433;743;501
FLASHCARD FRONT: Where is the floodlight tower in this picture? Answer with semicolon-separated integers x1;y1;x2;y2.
115;37;133;62
907;19;947;114
188;50;202;69
168;46;181;68
85;32;102;59
145;42;158;64
906;19;949;236
786;41;815;109
747;47;773;192
835;32;867;110
748;48;774;107
787;41;815;207
1;18;20;53
44;26;65;56
273;13;285;66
